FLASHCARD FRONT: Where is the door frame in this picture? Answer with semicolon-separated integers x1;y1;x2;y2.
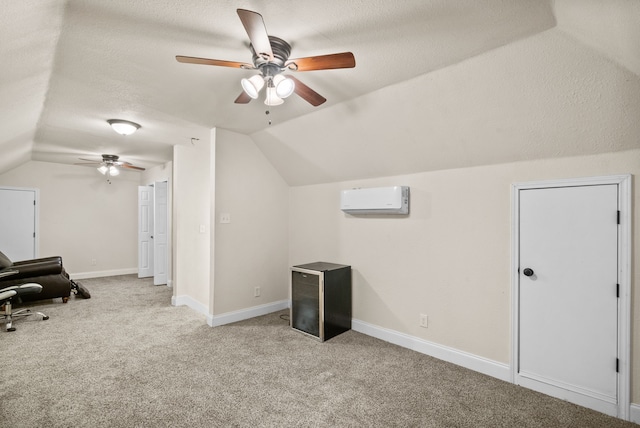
510;174;631;420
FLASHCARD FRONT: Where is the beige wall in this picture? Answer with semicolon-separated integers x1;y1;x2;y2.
289;149;639;401
173;136;213;309
0;161;139;276
213;129;289;315
171;129;290;318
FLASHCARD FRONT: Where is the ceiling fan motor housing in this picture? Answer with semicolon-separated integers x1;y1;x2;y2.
251;36;291;68
102;154;120;163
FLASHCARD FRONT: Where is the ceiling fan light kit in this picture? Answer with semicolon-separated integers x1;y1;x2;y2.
97;165;119;176
107;119;141;136
75;154;145;183
176;9;355;108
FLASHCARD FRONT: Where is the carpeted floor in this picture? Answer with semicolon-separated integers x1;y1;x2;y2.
0;275;636;427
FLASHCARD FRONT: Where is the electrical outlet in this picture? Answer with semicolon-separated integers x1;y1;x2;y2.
420;314;428;328
220;213;231;224
91;258;97;266
254;287;261;297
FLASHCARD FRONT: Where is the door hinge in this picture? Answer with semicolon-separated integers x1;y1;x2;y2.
617;210;620;224
33;200;36;205
616;283;620;298
616;358;619;373
33;232;36;238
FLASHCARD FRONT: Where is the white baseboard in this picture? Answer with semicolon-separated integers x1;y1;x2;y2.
71;267;138;279
352;319;511;382
630;403;640;424
208;300;289;327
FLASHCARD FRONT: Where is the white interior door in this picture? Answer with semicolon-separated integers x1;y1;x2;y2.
153;181;168;285
0;187;37;261
138;186;154;278
517;184;619;414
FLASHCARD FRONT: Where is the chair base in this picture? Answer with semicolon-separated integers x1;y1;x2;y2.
1;301;48;332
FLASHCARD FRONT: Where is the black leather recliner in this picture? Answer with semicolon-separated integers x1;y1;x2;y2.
0;251;74;303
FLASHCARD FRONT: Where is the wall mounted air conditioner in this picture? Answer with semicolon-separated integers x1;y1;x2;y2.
340;186;410;215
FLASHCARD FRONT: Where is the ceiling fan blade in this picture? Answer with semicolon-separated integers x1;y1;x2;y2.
289;76;326;106
120;164;146;171
176;55;254;69
285;52;355;71
234;91;253;104
237;9;273;61
78;158;101;162
74;162;100;166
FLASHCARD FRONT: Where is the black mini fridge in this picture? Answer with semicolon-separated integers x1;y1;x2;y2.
290;262;351;342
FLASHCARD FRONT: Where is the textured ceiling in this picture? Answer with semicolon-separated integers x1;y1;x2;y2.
0;0;638;183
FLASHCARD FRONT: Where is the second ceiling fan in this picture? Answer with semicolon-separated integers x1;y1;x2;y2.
176;9;356;107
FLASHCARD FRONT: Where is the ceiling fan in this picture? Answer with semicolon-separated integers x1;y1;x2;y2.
75;154;145;182
176;9;356;107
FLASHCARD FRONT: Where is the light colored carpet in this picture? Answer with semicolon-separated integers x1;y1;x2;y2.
0;275;636;427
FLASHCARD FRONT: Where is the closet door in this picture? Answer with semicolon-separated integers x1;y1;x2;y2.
0;187;37;261
138;186;154;278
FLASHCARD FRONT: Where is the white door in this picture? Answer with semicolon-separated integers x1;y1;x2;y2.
153;181;168;285
517;184;619;413
138;186;154;278
0;188;37;261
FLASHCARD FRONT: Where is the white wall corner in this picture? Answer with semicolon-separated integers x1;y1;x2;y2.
630;403;640;424
172;294;211;321
208;300;289;327
352;319;511;382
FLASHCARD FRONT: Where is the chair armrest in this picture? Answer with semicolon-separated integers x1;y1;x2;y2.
13;256;62;266
0;269;19;279
0;289;17;302
0;261;62;280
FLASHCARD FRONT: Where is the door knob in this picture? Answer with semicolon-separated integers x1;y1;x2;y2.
523;268;534;277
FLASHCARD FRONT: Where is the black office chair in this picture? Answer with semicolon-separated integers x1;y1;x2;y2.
0;275;49;332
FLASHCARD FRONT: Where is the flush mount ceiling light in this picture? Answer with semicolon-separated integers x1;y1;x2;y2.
107;119;141;136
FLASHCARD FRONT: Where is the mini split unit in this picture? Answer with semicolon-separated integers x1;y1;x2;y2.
340;186;410;215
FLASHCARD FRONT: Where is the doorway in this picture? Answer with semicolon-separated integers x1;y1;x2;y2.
511;175;631;420
138;181;169;285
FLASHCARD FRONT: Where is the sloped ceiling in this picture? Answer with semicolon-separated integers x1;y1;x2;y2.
0;0;638;184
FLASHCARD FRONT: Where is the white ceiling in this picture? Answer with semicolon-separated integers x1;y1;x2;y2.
1;0;639;184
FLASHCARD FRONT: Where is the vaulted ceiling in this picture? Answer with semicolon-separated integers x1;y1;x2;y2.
1;1;639;185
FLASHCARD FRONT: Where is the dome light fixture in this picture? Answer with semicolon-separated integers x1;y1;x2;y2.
107;119;141;136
